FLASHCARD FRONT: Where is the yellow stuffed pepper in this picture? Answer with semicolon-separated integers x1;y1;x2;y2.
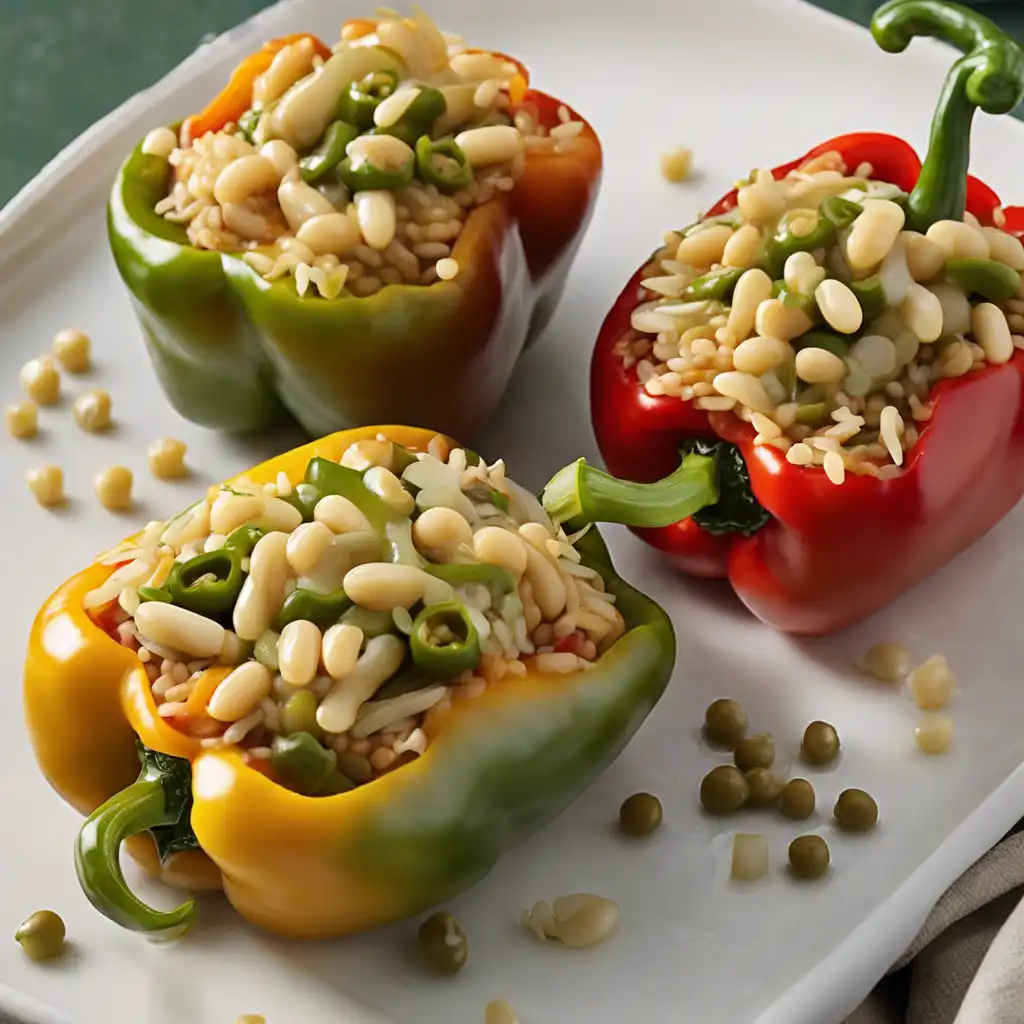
24;426;674;940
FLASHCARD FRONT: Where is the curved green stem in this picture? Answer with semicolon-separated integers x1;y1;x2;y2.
542;453;718;528
872;0;1024;231
75;779;197;941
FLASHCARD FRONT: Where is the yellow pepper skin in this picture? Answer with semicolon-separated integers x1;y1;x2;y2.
23;426;675;939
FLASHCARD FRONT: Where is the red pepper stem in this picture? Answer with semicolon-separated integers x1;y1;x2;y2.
542;454;718;528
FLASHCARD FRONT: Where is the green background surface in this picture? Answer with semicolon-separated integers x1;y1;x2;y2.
1;1;1023;209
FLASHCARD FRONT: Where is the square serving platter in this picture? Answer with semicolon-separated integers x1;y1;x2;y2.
3;1;1024;1021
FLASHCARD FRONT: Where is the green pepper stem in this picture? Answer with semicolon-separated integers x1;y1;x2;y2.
542;453;718;528
74;780;197;941
872;0;1024;231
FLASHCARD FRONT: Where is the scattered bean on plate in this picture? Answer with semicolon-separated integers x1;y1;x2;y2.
779;778;816;821
14;910;66;961
834;788;879;833
703;698;748;749
788;835;830;880
801;721;840;766
619;792;663;837
700;765;749;814
734;732;774;772
418;911;468;975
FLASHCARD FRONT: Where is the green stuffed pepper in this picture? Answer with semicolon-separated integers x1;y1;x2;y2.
110;9;603;437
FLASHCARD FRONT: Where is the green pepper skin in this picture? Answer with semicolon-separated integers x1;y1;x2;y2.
765;213;836;278
339;70;401;131
168;549;244;615
108;100;602;438
792;329;851;359
276;588;351;630
415;136;473;193
337;154;414;192
850;276;887;322
684;268;744;302
873;0;1024;231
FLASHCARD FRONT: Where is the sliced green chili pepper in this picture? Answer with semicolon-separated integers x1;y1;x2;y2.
300;120;359;184
489;489;510;514
820;195;863;230
795;401;829;425
337;152;414;192
275;587;351;630
415;135;472;193
792;329;851;359
873;0;1024;231
410;601;481;678
765;212;837;278
236;108;261;144
544;452;719;529
283;482;321;523
340;605;396;637
167;549;244;615
772;280;818;318
339;69;400;130
136;586;172;604
270;733;354;796
224;524;264;557
378;86;447;146
424;562;515;596
684;267;745;302
945;257;1020;302
850;276;887;322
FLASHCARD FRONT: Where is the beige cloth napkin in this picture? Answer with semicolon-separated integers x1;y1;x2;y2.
846;832;1024;1024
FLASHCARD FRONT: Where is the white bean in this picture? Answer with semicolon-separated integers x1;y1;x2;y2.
135;602;225;658
754;298;812;342
296;212;360;256
675;225;733;270
316;634;407;733
412;507;472;561
354;190;397;251
210;491;264;535
454;125;524;167
259;140;299;178
362;465;413;513
207;661;272;722
795;347;847;385
815;279;862;334
925;219;989;260
522;543;567;620
278;176;336;232
722;224;763;268
286;521;334;575
712;371;775;414
902;231;945;282
142;126;178;159
314;494;373;534
972;302;1014;364
847;199;905;270
213;155;280;205
473;526;528;579
373;87;421;128
725;268;773;341
278;619;322;686
981;227;1024;270
343;563;446;610
784;251;825;296
901;283;943;342
322;623;363;680
731;336;790;376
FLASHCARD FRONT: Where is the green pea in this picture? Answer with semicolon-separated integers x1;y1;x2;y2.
280;690;321;739
418;912;468;975
700;765;749;815
788;835;830;880
779;778;816;821
253;629;281;671
15;910;66;961
703;698;748;749
801;721;841;766
834;788;878;833
734;732;774;773
744;768;783;808
618;793;663;837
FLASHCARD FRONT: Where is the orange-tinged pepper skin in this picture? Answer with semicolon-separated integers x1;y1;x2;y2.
24;426;675;939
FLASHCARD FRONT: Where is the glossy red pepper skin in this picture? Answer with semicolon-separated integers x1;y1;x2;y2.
592;132;1024;634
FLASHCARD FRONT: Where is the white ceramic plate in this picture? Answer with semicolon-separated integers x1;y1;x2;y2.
4;1;1024;1022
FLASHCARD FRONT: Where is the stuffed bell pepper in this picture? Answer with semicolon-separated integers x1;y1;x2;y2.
110;9;602;437
547;0;1024;635
24;426;673;940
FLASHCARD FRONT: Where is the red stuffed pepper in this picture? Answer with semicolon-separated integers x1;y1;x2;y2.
544;0;1024;635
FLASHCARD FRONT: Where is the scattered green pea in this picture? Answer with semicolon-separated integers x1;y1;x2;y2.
703;698;748;749
779;778;816;821
744;768;783;808
14;910;66;961
417;911;468;975
700;765;749;815
734;732;774;772
834;788;878;833
788;835;830;880
801;721;840;766
618;792;663;837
